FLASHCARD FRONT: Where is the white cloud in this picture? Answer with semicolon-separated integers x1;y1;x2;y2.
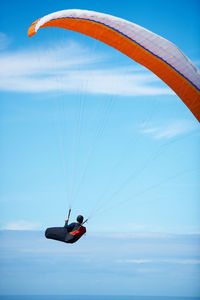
0;41;100;77
140;119;197;139
118;258;200;265
118;259;152;264
3;220;41;230
0;32;10;50
162;259;200;265
90;232;173;239
0;41;172;96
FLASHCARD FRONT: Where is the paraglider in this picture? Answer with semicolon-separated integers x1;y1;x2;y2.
28;9;200;245
28;9;200;121
45;209;87;244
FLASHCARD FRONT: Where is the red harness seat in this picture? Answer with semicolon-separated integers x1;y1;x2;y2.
69;225;86;239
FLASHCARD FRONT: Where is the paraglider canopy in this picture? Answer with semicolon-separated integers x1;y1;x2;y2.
28;9;200;121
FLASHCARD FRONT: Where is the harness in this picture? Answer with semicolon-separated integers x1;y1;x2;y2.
69;225;86;238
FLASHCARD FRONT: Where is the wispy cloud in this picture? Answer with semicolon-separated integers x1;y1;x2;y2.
3;220;41;230
0;40;172;96
163;259;200;265
118;259;152;264
140;119;197;139
0;32;10;50
90;231;174;239
118;258;200;265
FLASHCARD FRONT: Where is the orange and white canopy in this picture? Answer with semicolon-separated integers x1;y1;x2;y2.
28;9;200;121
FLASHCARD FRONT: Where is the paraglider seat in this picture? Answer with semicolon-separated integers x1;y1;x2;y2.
45;225;86;244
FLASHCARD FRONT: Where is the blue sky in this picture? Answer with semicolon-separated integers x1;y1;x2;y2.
0;0;200;296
